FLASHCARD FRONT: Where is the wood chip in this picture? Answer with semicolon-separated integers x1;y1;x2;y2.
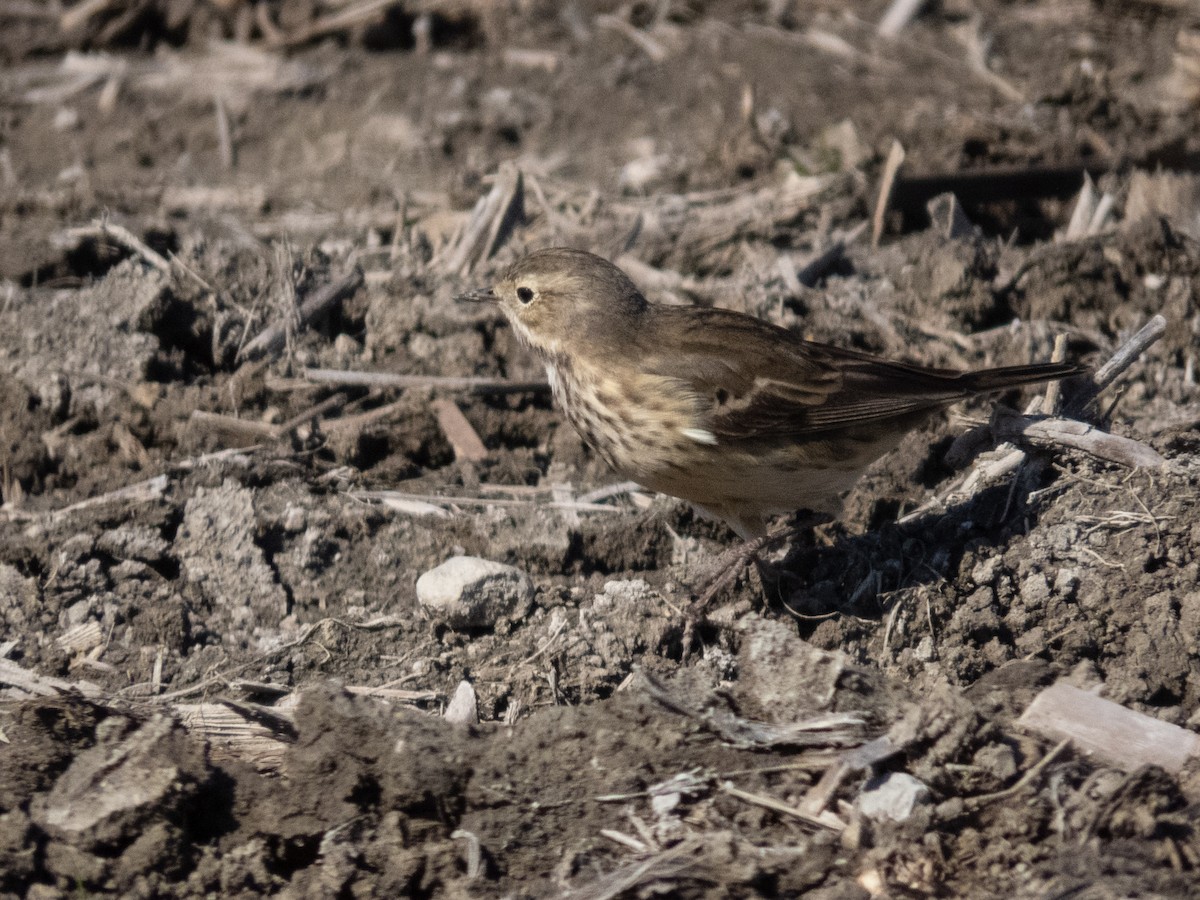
1019;681;1200;774
432;398;488;462
57;622;104;655
176;702;289;770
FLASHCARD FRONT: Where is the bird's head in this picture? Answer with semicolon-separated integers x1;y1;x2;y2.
457;248;648;357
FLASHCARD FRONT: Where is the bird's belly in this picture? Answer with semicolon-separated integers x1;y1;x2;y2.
634;441;868;516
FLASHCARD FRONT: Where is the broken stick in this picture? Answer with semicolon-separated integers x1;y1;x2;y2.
239;267;364;362
991;409;1166;470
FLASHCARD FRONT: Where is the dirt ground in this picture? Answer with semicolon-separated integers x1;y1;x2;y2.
2;1;1200;897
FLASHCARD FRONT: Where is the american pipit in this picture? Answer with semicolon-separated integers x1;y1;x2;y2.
459;248;1082;541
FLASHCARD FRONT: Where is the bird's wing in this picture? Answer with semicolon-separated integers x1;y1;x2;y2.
645;308;972;442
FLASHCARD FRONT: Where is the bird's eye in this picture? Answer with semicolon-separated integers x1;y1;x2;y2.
516;286;534;304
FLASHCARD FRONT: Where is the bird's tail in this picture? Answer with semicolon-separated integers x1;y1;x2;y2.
961;361;1086;394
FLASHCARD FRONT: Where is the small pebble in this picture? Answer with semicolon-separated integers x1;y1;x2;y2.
416;556;534;630
444;680;479;725
858;772;930;823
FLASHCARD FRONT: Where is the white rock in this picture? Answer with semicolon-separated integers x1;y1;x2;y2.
858;772;930;823
416;556;533;629
444;680;479;725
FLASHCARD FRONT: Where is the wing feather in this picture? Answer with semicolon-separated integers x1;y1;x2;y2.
644;308;975;442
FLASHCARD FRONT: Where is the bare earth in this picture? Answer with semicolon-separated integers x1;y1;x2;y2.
1;1;1199;897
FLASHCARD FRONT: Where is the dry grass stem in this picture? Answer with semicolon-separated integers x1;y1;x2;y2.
441;163;525;275
638;668;865;750
345;686;439;702
304;367;549;395
963;739;1072;811
871;140;906;248
878;0;928;38
352;489;624;515
720;782;844;831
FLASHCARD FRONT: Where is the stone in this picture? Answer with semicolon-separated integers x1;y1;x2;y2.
416;556;533;630
444;680;479;725
857;772;930;823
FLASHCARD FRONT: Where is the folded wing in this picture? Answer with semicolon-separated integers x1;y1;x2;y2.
644;307;1079;442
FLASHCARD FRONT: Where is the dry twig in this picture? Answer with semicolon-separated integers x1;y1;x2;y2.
303;367;549;395
0;657;103;699
1082;314;1168;401
963;739;1071;811
152;614;406;702
637;668;865;750
595;14;669;62
57;220;171;273
909;314;1170;524
441;163;525;275
871;140;906;248
991;411;1166;470
239;267;364;362
1;474;169;523
352;489;623;515
797;735;899;820
266;0;396;48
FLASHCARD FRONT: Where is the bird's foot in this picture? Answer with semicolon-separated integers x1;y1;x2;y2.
680;512;830;658
679;536;772;660
690;534;773;609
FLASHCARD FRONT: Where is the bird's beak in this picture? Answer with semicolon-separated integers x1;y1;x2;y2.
455;288;496;304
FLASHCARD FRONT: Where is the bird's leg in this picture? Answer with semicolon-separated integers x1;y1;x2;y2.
689;533;775;610
681;512;830;656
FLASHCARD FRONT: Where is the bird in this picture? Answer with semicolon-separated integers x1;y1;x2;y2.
458;248;1082;541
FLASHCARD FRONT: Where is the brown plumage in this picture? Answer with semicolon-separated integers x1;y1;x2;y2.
459;248;1083;539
